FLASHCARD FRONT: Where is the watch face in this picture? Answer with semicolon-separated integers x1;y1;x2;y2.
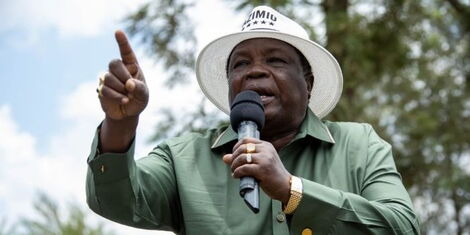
291;176;303;192
284;176;303;214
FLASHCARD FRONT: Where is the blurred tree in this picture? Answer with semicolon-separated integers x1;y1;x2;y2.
126;0;197;88
0;218;16;235
125;0;469;234
20;192;114;235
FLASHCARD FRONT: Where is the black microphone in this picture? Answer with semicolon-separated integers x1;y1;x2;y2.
230;90;265;214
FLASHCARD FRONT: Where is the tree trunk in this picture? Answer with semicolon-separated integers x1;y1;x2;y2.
321;0;349;66
321;0;351;121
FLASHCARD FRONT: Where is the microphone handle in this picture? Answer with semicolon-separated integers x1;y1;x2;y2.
238;121;260;213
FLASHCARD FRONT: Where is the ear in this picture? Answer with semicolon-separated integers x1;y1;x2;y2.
304;73;314;99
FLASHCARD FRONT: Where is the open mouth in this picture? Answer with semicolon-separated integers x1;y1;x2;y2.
260;95;275;105
241;84;276;107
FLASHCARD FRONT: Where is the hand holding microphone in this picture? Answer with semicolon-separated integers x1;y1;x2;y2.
224;90;292;213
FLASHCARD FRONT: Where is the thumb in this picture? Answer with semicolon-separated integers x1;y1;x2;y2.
126;79;148;102
223;154;233;164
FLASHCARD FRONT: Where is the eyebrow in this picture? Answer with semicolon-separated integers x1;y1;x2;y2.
226;44;296;74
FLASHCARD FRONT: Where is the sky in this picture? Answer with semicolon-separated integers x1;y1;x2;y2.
0;0;244;234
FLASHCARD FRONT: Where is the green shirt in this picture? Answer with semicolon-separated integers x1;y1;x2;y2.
86;110;420;235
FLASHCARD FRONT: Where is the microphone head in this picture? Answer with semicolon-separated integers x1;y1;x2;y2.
230;90;265;132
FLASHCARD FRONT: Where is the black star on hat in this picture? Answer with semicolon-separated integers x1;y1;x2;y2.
269;22;274;26
253;20;258;25
261;20;266;24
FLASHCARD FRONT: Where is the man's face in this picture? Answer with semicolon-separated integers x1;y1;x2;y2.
227;38;310;133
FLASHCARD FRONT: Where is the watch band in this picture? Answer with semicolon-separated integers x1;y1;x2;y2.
283;176;303;214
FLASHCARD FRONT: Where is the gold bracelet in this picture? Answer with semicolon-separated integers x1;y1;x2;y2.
283;176;303;214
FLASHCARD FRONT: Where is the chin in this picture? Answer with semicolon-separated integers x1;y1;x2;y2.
263;107;280;124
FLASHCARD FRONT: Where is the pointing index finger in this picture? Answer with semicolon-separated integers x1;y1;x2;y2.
115;30;139;75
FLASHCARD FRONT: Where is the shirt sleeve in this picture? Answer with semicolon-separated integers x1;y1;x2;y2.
290;124;420;235
85;127;183;232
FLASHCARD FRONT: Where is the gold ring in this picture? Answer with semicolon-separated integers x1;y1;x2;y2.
99;73;105;85
97;84;104;97
97;73;106;97
246;143;256;153
246;153;252;163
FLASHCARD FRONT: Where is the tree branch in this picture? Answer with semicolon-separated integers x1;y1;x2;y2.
446;0;469;15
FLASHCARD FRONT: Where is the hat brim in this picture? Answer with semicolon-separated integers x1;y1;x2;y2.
196;30;343;119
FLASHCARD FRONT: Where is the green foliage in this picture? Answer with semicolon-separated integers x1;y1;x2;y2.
125;0;229;140
229;0;291;10
148;97;228;143
19;192;114;235
126;0;470;233
126;0;197;87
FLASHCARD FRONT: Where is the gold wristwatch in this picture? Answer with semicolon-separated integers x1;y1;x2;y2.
283;176;303;214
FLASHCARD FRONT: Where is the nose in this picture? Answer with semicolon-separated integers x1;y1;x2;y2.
246;63;269;80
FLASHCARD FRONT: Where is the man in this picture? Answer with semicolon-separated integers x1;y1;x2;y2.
87;6;420;235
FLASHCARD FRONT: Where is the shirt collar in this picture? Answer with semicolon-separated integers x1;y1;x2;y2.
211;109;335;150
211;126;238;149
295;109;335;144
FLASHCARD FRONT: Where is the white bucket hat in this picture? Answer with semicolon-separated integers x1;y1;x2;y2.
196;5;343;119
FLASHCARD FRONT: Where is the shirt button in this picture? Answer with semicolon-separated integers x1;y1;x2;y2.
276;212;285;223
100;165;105;173
301;228;313;235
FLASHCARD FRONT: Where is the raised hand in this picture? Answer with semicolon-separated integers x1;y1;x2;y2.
98;30;149;120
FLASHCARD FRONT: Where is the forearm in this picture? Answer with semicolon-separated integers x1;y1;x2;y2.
86;129;142;226
86;166;141;226
290;178;419;235
86;132;181;231
99;115;138;153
